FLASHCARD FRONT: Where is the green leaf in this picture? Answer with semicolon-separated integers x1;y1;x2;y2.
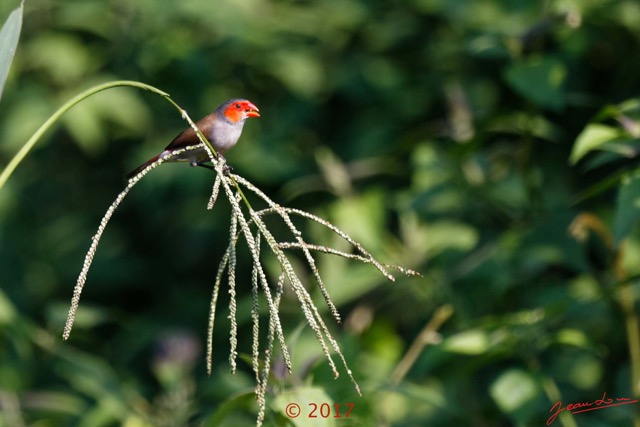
0;288;16;325
0;0;23;100
201;391;256;427
613;169;640;244
490;369;541;424
504;57;567;111
569;123;623;164
441;329;489;355
618;97;640;114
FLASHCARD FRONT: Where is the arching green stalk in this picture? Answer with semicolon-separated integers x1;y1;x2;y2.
0;81;169;190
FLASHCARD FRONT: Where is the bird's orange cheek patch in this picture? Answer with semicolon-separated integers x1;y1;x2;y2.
224;108;244;122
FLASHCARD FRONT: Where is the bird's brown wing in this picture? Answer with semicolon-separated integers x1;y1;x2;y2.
164;114;216;151
164;125;198;150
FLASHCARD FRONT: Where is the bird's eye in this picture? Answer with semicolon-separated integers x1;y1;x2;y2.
235;103;242;109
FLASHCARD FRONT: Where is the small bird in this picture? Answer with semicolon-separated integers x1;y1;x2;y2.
127;98;260;179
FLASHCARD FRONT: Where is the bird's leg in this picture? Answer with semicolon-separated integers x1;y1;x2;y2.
216;154;234;176
195;163;215;171
192;156;233;176
190;159;214;171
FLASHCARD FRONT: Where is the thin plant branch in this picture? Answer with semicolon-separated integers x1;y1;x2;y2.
227;199;239;374
389;304;453;385
62;145;201;340
275;241;422;276
251;232;262;386
569;212;640;409
256;272;285;425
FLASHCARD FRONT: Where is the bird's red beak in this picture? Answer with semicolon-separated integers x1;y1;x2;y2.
245;102;260;118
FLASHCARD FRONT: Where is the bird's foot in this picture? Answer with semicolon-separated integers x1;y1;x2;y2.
192;157;233;176
217;154;233;176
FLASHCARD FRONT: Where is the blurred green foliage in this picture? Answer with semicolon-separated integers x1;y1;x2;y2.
2;0;640;426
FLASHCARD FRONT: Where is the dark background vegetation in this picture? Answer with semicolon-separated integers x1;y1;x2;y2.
2;0;640;426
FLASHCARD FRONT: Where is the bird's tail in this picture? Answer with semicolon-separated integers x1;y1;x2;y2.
126;155;159;180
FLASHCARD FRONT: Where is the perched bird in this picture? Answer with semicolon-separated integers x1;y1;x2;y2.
127;98;260;179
